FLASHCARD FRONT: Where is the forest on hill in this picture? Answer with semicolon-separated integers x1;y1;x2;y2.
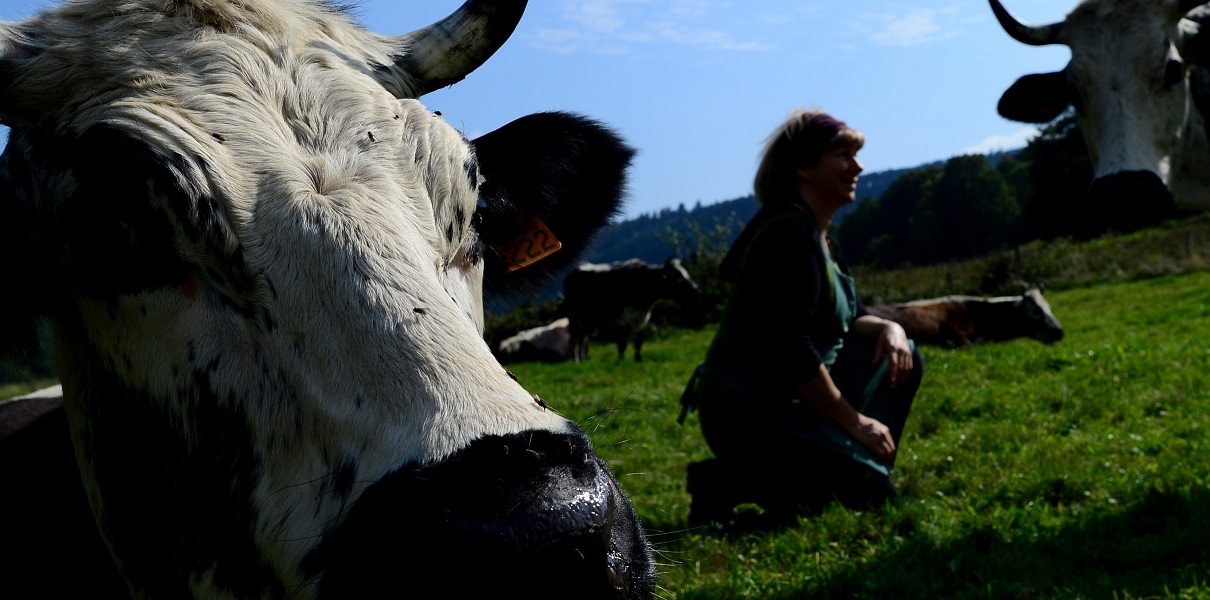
492;113;1098;310
580;163;934;266
578;126;1076;272
577;112;1178;278
480;111;1191;343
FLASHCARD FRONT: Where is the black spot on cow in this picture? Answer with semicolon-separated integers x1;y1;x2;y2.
58;127;194;298
0;392;128;597
260;306;277;333
463;153;479;191
78;363;278;598
331;458;358;501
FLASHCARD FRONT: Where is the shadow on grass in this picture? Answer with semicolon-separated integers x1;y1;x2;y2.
662;487;1209;598
776;487;1210;599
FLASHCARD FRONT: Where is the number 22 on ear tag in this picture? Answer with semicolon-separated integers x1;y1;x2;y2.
499;215;562;272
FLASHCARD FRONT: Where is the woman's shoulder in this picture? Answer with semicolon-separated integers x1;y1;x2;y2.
720;203;819;279
750;205;819;253
748;204;814;237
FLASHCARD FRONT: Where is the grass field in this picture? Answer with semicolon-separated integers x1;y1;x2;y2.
5;269;1208;598
505;270;1210;599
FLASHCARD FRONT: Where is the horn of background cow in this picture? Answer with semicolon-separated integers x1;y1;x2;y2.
387;0;528;98
988;0;1065;46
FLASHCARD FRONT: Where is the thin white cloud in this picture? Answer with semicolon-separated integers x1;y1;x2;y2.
531;0;767;54
639;21;772;51
563;0;630;33
863;7;962;47
964;128;1037;155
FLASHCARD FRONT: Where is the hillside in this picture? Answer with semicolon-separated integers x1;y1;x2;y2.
483;152;1011;313
582;162;936;265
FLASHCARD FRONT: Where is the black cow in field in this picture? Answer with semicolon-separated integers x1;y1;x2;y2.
0;0;654;597
867;288;1064;347
562;258;701;362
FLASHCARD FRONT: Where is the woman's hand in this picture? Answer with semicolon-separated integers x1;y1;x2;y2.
865;317;914;387
795;363;899;464
850;413;895;463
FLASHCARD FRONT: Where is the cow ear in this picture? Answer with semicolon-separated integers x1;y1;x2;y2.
473;112;635;298
998;70;1072;123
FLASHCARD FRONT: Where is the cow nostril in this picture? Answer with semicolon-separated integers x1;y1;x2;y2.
1086;171;1175;232
307;428;653;598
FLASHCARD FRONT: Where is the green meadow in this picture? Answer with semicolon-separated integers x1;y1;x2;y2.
508;269;1210;599
4;248;1210;599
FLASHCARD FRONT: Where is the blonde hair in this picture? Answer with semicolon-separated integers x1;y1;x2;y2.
753;108;864;206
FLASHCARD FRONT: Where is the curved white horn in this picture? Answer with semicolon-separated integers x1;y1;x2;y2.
390;0;528;97
989;0;1065;47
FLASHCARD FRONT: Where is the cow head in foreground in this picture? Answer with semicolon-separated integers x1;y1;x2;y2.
991;0;1210;224
0;0;654;597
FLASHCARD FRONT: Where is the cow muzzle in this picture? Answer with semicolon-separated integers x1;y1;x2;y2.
305;428;654;599
1039;327;1065;344
1087;171;1176;232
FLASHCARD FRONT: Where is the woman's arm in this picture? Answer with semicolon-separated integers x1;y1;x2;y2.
794;364;895;463
850;315;914;387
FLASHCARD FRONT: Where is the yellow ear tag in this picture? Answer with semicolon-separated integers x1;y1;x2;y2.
499;215;562;272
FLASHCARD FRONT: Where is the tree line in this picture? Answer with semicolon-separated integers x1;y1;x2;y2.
639;112;1098;329
834;111;1095;268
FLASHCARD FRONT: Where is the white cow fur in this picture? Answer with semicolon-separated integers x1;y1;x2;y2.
1;0;572;593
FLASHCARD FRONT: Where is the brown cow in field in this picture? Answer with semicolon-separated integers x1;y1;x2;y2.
867;288;1064;347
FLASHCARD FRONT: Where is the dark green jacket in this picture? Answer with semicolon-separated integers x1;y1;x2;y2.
705;202;868;395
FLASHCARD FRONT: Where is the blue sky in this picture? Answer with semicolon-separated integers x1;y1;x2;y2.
0;0;1075;219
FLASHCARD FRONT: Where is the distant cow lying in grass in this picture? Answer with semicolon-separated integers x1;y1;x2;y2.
866;288;1064;347
495;318;573;364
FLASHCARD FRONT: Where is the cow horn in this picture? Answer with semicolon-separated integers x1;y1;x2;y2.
989;0;1065;46
390;0;528;97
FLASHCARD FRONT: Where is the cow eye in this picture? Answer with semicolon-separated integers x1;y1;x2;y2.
464;230;484;268
1165;58;1186;88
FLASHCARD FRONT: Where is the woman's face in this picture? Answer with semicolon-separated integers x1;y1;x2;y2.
798;143;864;208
